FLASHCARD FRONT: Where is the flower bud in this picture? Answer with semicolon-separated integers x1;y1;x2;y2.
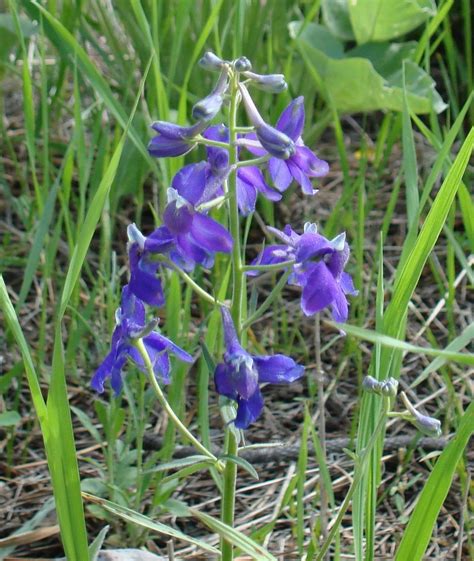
199;51;224;71
400;391;442;437
256;123;295;159
192;92;224;121
234;56;252;72
411;413;442;437
362;375;380;394
245;71;287;93
379;377;398;398
192;70;228;121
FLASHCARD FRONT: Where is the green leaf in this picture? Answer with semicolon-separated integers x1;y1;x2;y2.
82;493;219;555
329;322;474;367
0;13;37;62
145;455;213;474
190;508;278;561
88;525;110;561
322;0;355;41
289;22;446;114
0;411;21;427
411;323;474;388
395;402;474;560
348;0;436;44
219;454;259;480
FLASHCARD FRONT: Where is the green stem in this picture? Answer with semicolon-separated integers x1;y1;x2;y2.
135;339;217;462
242;260;295;272
196;136;230;150
242;269;291;330
157;256;227;308
221;69;244;561
235;155;270;168
314;398;390;561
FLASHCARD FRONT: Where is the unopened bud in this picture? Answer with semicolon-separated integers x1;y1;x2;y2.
379;377;398;398
362;375;380;393
256;123;295;159
245;71;287;93
234;56;252;72
400;391;442;437
411;413;442;437
199;51;224;71
192;92;224;121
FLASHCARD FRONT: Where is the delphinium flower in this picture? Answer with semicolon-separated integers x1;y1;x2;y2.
214;308;304;428
126;188;233;302
171;125;282;216
250;223;358;322
162;187;233;269
91;285;192;394
239;85;329;195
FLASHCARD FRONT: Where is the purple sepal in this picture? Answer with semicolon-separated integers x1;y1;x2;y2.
91;286;192;394
214;308;304;429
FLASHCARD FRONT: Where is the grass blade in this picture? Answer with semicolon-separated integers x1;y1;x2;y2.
394;402;474;560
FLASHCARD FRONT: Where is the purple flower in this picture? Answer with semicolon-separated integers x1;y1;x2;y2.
148;120;207;158
161;187;233;269
127;224;173;307
214;308;304;429
244;97;329;195
251;223;357;322
172;125;281;216
91;286;193;394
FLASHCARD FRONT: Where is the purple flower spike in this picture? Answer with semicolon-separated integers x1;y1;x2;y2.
215;308;304;429
148;120;207;158
250;223;358;322
245;97;329;195
91;286;193;394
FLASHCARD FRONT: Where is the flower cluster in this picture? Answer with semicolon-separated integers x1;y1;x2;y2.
93;51;357;429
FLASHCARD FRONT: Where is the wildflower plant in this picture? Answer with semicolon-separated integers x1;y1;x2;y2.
91;52;441;558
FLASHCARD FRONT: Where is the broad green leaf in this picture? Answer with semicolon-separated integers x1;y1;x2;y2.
0;411;21;427
0;13;37;63
82;493;219;555
322;0;355;41
191;508;278;561
348;0;436;44
289;22;446;114
395;402;474;560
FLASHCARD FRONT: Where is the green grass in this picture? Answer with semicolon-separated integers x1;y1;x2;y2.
1;1;473;559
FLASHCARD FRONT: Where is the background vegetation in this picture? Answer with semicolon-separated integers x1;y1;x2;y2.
1;1;472;559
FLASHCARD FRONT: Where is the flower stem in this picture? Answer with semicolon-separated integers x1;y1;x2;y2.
242;259;295;272
235;155;270;168
241;269;291;330
134;339;217;462
195;136;230;150
157;255;227;308
221;68;243;561
314;313;328;555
